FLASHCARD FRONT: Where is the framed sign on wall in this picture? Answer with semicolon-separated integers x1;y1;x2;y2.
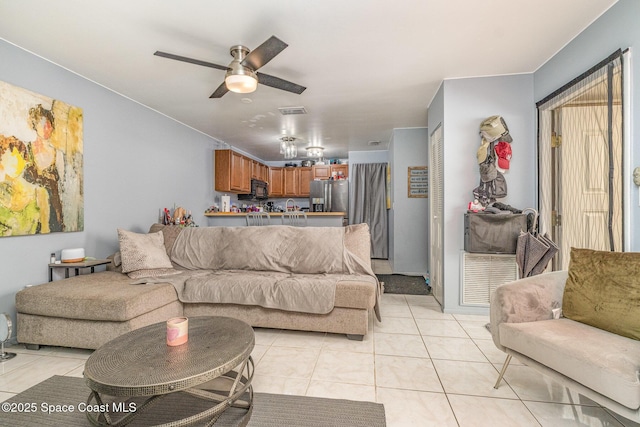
408;166;428;198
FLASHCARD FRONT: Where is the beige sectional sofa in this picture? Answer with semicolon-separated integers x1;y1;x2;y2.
490;270;640;423
16;223;381;350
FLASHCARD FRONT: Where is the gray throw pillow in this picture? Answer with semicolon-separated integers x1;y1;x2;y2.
117;229;176;278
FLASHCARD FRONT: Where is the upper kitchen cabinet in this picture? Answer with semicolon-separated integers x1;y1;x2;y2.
269;167;284;197
214;149;251;193
298;167;313;197
330;164;348;179
252;160;268;182
312;165;331;180
312;164;348;180
283;168;299;197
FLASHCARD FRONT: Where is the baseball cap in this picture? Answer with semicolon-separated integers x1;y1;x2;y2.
494;141;512;170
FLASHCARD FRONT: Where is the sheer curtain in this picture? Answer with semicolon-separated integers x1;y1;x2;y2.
537;49;624;268
349;163;388;258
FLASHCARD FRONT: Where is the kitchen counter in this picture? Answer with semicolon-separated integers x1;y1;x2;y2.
205;211;346;227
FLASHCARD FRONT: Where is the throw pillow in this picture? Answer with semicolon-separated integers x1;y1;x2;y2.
117;229;175;277
562;247;640;340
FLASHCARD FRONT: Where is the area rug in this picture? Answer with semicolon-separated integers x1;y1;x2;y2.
377;274;431;295
0;376;386;427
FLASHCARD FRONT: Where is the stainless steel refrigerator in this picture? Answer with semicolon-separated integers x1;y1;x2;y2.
309;180;349;216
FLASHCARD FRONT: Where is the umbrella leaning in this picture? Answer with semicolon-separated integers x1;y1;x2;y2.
516;208;559;278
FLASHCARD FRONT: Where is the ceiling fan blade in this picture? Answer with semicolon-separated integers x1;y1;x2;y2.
241;36;288;71
256;72;306;94
210;82;229;98
154;51;229;72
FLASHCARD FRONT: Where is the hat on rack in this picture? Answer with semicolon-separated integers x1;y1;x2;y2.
479;160;497;182
480;115;513;143
494;141;512;170
477;138;491;163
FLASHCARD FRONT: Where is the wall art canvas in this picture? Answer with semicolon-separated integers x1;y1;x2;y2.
0;81;83;236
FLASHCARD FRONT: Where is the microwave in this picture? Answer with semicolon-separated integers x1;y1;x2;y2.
237;179;269;200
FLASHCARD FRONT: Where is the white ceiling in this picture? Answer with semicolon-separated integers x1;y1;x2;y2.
0;0;616;161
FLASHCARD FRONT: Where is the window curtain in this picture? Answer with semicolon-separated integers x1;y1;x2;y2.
349;163;388;258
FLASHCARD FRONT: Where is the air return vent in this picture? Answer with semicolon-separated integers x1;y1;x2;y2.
461;252;518;306
278;106;307;115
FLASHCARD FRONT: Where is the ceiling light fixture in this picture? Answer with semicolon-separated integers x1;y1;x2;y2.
225;45;258;94
305;146;325;158
280;136;297;159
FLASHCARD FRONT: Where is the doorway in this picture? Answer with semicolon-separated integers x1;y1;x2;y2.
537;51;624;269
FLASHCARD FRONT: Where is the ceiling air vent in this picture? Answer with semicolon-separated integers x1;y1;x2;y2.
278;106;307;115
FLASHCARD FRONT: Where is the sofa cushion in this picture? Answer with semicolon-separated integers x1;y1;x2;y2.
500;318;640;410
344;223;371;269
172;226;353;275
16;271;179;322
562;248;640;340
117;228;177;279
148;223;184;257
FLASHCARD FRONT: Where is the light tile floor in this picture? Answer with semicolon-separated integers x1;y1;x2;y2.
0;263;637;426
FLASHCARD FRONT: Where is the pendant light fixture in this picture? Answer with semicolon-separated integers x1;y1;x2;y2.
280;136;297;159
305;146;325;158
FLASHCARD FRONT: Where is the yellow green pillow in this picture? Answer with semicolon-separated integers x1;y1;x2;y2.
562;248;640;340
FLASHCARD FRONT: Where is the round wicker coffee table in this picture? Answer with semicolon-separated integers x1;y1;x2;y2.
83;316;255;427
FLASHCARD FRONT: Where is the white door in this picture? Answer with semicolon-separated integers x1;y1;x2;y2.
429;126;444;304
556;104;622;269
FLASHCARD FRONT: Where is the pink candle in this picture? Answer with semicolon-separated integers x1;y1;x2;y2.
166;317;188;346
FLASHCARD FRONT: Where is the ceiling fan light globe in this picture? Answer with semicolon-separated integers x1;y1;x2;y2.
225;74;258;93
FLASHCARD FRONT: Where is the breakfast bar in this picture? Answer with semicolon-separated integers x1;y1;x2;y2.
205;212;346;227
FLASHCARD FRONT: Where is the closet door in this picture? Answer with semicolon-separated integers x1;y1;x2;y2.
429;125;444;304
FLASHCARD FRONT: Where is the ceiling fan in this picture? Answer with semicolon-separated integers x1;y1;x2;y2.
154;35;306;98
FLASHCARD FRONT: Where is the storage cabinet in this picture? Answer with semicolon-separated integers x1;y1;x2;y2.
312;165;331;180
269;167;284;197
252;161;269;182
258;163;268;182
215;149;268;193
215;151;328;198
283;168;299;196
215;149;250;193
312;164;348;180
234;153;252;193
331;164;348;179
298;167;313;196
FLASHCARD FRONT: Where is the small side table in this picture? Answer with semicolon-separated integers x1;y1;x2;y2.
48;259;111;282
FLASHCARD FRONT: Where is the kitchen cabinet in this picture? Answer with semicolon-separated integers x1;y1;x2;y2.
331;164;349;179
283;168;299;196
269;167;284;197
312;165;331;180
258;163;268;182
236;154;252;193
298;167;313;197
215;149;251;193
252;160;269;182
312;164;349;180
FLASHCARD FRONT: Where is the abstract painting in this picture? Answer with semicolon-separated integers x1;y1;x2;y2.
0;81;83;236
